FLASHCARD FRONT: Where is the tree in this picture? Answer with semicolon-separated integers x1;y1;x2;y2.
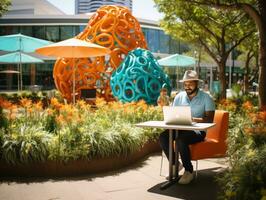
181;0;266;110
238;32;259;93
0;0;11;17
154;0;256;99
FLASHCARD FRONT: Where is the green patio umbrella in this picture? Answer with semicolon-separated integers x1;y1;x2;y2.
0;33;52;52
158;54;196;89
0;52;44;91
0;33;52;90
0;52;44;64
158;53;196;67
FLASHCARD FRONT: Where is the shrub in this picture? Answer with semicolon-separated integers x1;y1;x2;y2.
217;100;266;200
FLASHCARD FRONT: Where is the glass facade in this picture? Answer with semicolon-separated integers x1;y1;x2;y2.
142;27;189;55
0;24;189;91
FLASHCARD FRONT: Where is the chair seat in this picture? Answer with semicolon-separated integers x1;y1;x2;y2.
190;138;226;160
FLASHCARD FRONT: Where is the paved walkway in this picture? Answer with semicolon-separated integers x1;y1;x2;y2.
0;153;227;200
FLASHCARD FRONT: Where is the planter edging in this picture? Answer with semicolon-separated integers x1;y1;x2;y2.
0;140;160;177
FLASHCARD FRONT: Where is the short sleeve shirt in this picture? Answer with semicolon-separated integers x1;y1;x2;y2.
172;90;215;118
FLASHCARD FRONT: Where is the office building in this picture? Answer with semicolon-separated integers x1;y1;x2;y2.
75;0;132;14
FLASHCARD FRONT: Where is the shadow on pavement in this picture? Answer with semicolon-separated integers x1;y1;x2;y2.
148;167;225;200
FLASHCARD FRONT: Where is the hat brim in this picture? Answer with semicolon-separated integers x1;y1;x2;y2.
179;79;203;83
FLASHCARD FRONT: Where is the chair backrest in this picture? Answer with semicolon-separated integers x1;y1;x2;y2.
190;110;229;160
206;110;229;144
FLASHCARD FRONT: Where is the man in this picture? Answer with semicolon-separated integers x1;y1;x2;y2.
159;70;215;184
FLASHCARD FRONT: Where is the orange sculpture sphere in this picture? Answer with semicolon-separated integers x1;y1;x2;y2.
53;5;148;102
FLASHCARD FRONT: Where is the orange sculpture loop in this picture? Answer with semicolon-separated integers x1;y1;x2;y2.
53;5;147;102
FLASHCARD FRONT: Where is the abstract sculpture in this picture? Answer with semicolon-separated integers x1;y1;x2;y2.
110;48;171;104
53;5;147;102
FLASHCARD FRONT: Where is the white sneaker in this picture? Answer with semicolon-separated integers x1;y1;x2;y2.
178;171;194;184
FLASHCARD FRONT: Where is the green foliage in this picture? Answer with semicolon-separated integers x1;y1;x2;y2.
86;123;147;159
0;0;11;17
44;113;57;133
1;125;51;164
154;0;256;99
0;107;8;130
0;91;47;105
48;125;90;162
231;83;243;99
217;99;266;200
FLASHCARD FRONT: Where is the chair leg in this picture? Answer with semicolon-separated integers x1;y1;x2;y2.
160;151;164;176
195;160;198;178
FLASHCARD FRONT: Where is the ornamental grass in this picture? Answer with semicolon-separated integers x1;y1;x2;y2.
0;97;163;164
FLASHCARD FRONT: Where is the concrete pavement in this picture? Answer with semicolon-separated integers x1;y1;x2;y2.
0;153;227;200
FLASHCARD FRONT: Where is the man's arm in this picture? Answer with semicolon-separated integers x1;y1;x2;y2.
192;111;215;123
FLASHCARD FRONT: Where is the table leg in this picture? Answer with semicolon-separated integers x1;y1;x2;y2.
174;130;179;177
160;129;178;190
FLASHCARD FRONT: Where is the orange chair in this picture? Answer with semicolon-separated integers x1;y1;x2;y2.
190;110;229;177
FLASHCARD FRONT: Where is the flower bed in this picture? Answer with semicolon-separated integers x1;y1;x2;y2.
217;97;266;200
0;97;163;176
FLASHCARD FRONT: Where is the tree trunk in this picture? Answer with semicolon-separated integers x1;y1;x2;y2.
218;60;227;99
258;28;266;110
244;51;252;93
257;0;266;110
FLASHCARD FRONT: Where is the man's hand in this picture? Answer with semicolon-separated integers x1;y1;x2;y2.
192;111;215;123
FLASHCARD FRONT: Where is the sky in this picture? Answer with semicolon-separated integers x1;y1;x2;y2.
46;0;162;21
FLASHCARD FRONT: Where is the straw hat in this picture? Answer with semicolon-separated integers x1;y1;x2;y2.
179;70;202;82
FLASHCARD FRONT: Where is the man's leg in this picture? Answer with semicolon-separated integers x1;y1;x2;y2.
159;130;176;164
177;130;206;173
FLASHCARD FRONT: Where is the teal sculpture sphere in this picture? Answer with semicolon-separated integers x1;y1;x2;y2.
110;48;171;104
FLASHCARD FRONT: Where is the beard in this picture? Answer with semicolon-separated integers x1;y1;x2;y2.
185;87;198;96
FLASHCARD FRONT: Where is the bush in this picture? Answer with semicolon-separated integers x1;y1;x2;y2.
217;99;266;200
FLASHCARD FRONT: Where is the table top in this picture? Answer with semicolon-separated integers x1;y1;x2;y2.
136;121;215;131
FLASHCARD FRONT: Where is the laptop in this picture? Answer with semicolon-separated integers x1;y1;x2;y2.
163;106;195;125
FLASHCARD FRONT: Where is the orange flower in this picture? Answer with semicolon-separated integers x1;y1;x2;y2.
76;100;88;110
46;108;55;116
95;97;107;107
34;101;43;111
50;98;63;110
20;98;32;108
56;114;64;125
242;101;253;111
258;111;266;122
137;99;148;111
27;108;33;115
0;97;13;109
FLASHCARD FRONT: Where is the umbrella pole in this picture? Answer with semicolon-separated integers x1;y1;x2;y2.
19;37;22;91
17;63;20;91
72;59;76;104
20;63;22;91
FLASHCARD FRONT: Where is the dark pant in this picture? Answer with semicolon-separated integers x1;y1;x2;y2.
159;130;206;173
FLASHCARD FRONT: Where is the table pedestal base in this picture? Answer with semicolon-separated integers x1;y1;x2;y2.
160;176;180;190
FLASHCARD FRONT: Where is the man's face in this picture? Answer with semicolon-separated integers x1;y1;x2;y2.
183;81;198;96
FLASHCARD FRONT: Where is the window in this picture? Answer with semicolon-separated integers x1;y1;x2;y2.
46;26;59;42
